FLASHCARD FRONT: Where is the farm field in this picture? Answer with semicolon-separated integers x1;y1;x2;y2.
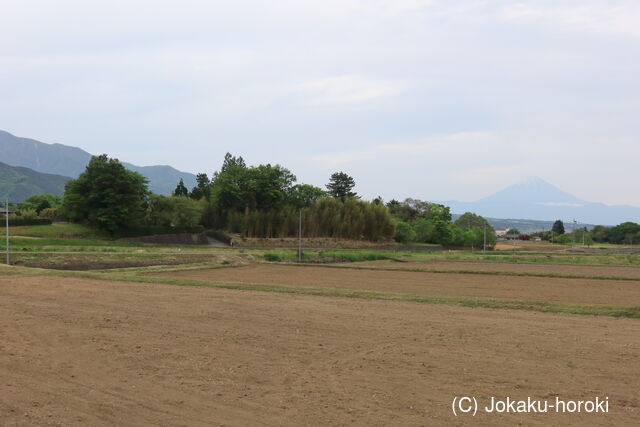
1;274;639;426
153;264;640;306
338;259;640;280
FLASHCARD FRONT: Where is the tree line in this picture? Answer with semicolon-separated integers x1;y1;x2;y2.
534;219;640;245
11;153;636;247
56;153;395;241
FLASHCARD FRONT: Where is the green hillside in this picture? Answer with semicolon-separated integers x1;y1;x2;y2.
0;161;71;203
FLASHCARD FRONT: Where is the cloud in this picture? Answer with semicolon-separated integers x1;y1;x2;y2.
500;1;640;38
295;75;403;108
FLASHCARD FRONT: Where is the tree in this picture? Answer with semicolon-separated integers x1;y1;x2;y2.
62;154;149;234
326;172;357;199
250;164;297;210
394;221;416;243
432;220;453;245
287;184;326;209
608;222;640;244
210;159;249;211
453;212;496;248
189;173;210;200
221;152;246;171
552;220;565;235
17;194;62;214
506;228;520;235
147;195;204;228
454;212;491;231
173;179;189;197
591;225;611;243
386;198;451;222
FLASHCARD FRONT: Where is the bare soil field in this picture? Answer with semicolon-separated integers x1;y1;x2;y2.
10;253;217;271
155;264;640;306
1;275;639;426
341;260;640;280
494;241;569;251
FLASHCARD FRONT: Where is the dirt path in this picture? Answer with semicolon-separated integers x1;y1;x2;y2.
156;264;640;306
342;260;640;279
1;275;639;426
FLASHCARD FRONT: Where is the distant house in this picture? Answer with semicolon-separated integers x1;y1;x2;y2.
495;228;510;238
0;207;15;216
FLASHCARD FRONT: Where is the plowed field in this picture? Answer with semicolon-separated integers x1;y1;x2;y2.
1;275;639;426
155;264;640;305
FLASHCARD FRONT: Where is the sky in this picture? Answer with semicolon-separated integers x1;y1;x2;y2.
1;0;639;205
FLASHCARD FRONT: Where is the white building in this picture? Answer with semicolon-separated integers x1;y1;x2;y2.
495;228;510;238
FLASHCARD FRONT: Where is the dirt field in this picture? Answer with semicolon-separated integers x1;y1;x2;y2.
155;264;640;306
1;275;638;426
494;241;569;251
341;260;640;280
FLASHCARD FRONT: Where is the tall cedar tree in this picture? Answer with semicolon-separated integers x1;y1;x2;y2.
173;179;189;197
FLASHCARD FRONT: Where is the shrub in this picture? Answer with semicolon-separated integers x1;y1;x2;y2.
394;221;416;243
263;253;282;262
7;218;53;226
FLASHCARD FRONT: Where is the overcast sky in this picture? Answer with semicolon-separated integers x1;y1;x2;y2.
1;0;638;205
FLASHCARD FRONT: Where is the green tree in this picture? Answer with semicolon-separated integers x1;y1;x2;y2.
608;222;640;244
189;173;211;200
326;172;357;199
221;152;246;171
506;228;520;235
552;220;565;235
591;225;611;243
62;154;149;234
432;220;453;245
455;212;491;231
210;155;250;210
17;194;62;214
287;184;326;209
250;164;297;210
173;179;189;197
454;212;496;248
147;195;204;228
394;221;416;243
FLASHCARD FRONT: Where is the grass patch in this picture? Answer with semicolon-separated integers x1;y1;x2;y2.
318;250;397;262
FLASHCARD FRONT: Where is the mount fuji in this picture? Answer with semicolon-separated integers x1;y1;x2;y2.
441;177;639;225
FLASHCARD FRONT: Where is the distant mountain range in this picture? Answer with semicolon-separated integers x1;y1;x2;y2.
442;177;640;226
0;130;196;197
0;161;70;203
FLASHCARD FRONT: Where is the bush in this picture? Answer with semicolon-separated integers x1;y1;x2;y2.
394;221;416;243
7;218;53;226
39;207;60;220
119;225;205;238
18;209;38;220
263;253;282;262
147;195;205;229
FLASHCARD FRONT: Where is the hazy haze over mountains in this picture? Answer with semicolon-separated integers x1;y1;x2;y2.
442;177;640;225
0;130;196;195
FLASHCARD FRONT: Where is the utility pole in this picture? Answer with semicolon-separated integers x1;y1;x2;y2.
573;219;577;248
4;199;9;266
298;209;302;262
